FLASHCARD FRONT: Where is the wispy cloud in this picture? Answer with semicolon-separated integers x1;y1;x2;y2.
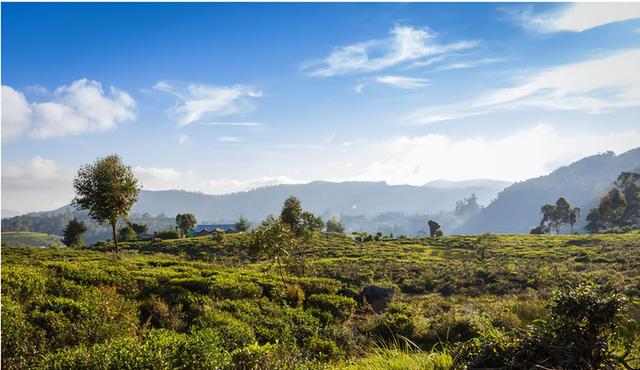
437;58;503;71
373;75;430;89
153;81;262;126
408;48;640;125
200;121;263;127
505;3;640;33
179;134;188;144
2;79;136;141
302;25;477;77
218;135;244;143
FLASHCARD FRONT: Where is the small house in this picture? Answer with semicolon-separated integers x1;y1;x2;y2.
189;224;237;237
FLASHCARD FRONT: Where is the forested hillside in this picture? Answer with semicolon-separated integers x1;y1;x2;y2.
457;148;640;234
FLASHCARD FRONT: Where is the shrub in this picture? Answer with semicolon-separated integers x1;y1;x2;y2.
31;286;139;349
306;294;356;322
155;229;181;240
139;295;184;330
1;297;47;370
212;229;226;243
193;309;256;349
285;283;305;308
2;265;48;304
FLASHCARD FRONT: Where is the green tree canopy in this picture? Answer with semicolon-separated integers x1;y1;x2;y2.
62;218;87;247
535;197;578;234
249;215;293;285
301;211;324;233
129;223;148;235
72;155;140;253
280;196;302;234
234;217;251;232
118;225;137;242
326;216;345;234
175;214;197;237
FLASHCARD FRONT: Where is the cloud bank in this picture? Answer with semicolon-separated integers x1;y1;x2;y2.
1;79;136;141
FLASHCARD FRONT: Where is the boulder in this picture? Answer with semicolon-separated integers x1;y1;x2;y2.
360;286;395;313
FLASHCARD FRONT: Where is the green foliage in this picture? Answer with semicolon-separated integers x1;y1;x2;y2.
72;155;140;253
175;213;197;236
250;215;294;285
537;197;579;234
285;283;306;308
587;172;640;233
62;218;87;247
463;282;629;369
301;211;324;233
306;294;356;322
212;228;226;243
129;222;148;234
326;216;345;234
280;196;303;235
118;225;136;242
0;232;62;248
2;233;640;369
155;229;181;240
235;217;251;232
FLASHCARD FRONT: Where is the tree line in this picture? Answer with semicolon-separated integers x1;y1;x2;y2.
531;171;640;234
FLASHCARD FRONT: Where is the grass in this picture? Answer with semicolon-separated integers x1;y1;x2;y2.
2;232;640;369
1;231;62;248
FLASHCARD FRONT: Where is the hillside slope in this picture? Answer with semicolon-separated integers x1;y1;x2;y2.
456;148;640;234
47;180;508;222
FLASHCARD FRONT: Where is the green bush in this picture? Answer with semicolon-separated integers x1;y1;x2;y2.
155;229;181;240
306;294;356;322
193;309;256;349
1;297;47;370
285;283;305;308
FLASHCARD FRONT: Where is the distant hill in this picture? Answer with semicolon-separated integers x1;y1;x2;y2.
1;209;25;219
455;148;640;234
1;231;62;248
424;179;512;189
42;180;508;223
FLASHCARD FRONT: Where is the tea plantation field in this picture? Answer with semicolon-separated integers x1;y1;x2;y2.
2;232;640;369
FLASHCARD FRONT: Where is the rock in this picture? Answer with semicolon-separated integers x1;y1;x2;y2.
360;286;395;313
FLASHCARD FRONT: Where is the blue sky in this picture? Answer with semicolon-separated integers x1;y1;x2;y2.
2;2;640;212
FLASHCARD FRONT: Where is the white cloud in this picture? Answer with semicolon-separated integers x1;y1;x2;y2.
218;136;244;143
2;86;32;142
133;165;300;195
302;25;477;76
2;79;136;140
350;124;640;185
179;134;188;144
154;81;262;126
438;58;503;71
373;75;430;89
200;121;263;127
1;156;74;212
509;3;640;33
409;48;640;124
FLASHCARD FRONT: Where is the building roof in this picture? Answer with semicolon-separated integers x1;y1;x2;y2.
193;224;236;233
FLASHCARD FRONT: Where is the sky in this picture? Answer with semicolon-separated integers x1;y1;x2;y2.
2;2;640;213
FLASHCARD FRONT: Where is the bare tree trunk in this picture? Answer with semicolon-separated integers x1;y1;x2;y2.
275;256;288;287
112;221;120;254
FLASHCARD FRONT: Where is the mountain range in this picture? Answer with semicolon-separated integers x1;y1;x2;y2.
3;148;639;236
34;179;509;223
